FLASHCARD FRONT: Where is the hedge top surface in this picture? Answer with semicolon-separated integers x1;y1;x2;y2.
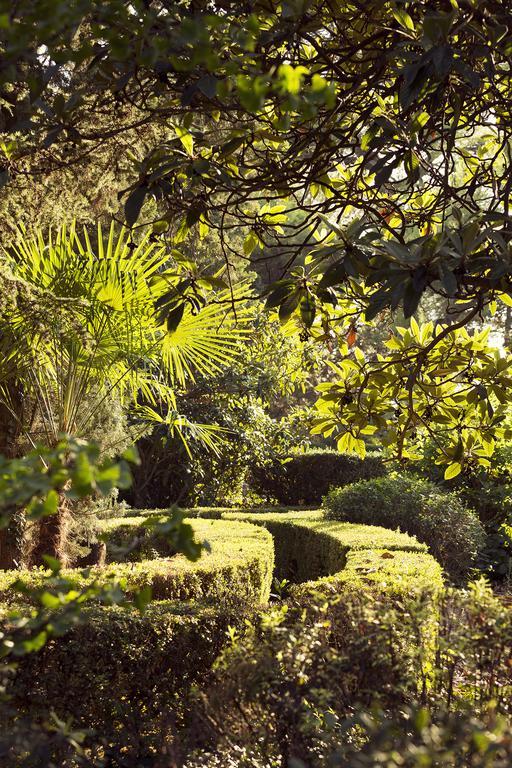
222;509;442;598
225;510;428;553
292;549;444;599
104;514;273;560
0;518;274;605
120;506;320;518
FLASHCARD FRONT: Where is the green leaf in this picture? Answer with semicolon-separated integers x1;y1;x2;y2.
166;303;185;333
196;74;218;98
124;186;147;227
71;452;94;496
40;489;59;517
438;263;458;296
391;6;415;32
243;232;259;256
134;585;152;613
175;125;194;156
278;290;300;323
42;555;62;574
299;294;316;327
444;462;462;480
319;261;346;288
265;283;294;309
403;281;421;318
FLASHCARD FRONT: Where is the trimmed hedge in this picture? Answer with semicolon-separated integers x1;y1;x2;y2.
248;449;387;504
5;600;251;759
1;509;444;761
324;474;486;582
0;518;275;606
113;505;318;519
225;510;443;599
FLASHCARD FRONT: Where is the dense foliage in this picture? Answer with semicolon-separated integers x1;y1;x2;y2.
2;1;512;468
249;449;387;505
324;474;486;581
187;580;511;768
1;1;512;764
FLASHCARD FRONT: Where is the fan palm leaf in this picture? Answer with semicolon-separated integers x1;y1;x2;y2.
0;221;252;446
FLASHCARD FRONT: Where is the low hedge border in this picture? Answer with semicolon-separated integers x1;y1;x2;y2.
0;519;275;606
323;474;486;582
5;599;255;754
2;510;443;758
223;511;443;599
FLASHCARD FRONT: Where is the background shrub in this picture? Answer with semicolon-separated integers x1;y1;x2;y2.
248;449;387;505
410;442;512;527
324;474;486;582
406;442;512;580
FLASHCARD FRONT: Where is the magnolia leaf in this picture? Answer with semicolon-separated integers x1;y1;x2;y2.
444;462;462;480
124;186;147;227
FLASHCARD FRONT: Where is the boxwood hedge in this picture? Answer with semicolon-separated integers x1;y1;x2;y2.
224;510;443;598
248;449;387;505
4;600;251;758
0;518;275;606
1;510;444;759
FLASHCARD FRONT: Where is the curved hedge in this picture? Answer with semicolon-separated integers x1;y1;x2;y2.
225;510;443;598
2;510;443;759
324;474;486;582
5;600;250;758
0;518;275;606
248;449;387;505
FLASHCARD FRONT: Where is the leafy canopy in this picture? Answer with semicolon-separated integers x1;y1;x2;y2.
2;0;512;469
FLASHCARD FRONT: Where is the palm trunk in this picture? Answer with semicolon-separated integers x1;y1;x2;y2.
0;385;25;569
0;511;25;569
29;491;71;568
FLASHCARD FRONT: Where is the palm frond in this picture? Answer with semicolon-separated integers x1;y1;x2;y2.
1;222;252;451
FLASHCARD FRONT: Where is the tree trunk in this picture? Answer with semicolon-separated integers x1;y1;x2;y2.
0;384;25;569
29;491;72;568
505;306;512;348
0;511;25;569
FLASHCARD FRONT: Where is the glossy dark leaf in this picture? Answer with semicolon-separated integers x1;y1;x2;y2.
124;186;147;227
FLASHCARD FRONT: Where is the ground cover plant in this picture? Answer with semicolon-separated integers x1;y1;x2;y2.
1;1;512;765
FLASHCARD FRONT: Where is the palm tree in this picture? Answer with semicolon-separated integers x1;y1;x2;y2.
0;222;250;566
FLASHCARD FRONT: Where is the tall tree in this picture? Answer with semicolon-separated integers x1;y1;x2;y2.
1;0;512;469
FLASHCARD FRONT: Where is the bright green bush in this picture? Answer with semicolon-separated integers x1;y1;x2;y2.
248;449;387;505
324;474;486;582
226;510;442;599
0;519;274;606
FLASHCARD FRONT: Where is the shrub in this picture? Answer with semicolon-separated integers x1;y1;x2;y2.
188;580;512;768
188;593;441;766
0;519;275;606
4;600;251;763
324;474;486;582
409;441;512;528
403;442;512;580
248;449;387;505
226;510;442;600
